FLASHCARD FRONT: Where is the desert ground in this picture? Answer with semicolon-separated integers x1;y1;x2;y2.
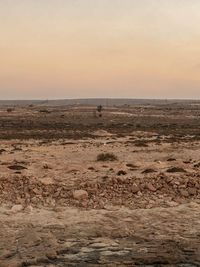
0;101;200;266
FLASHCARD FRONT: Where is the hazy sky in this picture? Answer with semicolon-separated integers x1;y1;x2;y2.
0;0;200;99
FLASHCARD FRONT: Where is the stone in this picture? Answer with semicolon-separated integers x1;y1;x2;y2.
25;205;33;213
180;189;189;197
117;170;127;176
73;189;88;200
46;251;57;260
166;201;179;207
145;183;157;192
165;176;173;183
41;177;54;185
131;183;140;194
188;188;197;195
11;204;23;213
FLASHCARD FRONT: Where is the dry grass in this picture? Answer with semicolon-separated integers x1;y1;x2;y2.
97;153;118;162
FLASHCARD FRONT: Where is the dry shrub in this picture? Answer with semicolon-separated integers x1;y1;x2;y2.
97;153;118;162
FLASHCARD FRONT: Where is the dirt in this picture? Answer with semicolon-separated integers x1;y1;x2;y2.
0;102;200;266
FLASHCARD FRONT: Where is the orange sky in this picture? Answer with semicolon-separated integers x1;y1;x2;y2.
0;0;200;99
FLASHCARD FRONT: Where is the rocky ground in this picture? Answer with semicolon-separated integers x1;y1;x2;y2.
0;103;200;266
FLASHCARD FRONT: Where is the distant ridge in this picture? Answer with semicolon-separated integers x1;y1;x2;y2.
0;98;199;107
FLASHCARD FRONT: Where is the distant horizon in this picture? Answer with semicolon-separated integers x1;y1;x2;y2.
0;97;200;101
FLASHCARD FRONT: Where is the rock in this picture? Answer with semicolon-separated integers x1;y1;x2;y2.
46;251;57;260
166;201;179;207
117;170;127;176
194;162;200;168
180;189;189;197
104;204;119;211
41;177;54;185
25;205;33;213
188;188;197;195
137;191;143;196
73;190;88;200
131;183;140;194
43;163;52;169
145;183;157;192
88;166;95;170
0;148;6;154
32;187;41;195
165;176;173;183
11;204;23;213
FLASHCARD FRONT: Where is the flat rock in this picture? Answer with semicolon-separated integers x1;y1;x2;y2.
73;190;88;200
145;183;157;192
11;204;23;213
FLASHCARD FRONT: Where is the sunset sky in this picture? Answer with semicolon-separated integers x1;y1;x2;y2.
0;0;200;99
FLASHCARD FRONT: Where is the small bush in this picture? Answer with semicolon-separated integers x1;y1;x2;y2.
7;108;14;113
97;153;118;162
134;140;148;147
166;167;186;173
39;109;51;113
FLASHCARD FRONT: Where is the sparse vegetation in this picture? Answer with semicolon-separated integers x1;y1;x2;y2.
134;140;148;147
142;168;157;174
166;167;186;173
7;108;14;113
97;105;103;117
39;109;51;113
97;152;118;162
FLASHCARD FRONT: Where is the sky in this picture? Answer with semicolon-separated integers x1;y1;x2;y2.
0;0;200;99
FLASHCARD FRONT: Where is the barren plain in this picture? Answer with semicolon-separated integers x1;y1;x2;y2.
0;101;200;266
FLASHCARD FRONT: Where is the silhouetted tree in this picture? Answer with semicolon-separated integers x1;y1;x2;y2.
97;105;103;117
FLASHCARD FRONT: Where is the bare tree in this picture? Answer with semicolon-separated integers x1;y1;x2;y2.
97;105;103;117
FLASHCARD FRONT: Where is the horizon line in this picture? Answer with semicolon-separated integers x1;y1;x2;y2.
0;97;200;101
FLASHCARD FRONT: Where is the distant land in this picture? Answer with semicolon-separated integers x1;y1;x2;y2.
0;98;200;107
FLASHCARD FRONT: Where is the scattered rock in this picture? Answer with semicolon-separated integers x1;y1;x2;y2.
88;166;95;170
165;176;174;183
11;204;23;213
131;183;140;194
194;162;200;168
41;177;54;185
145;183;157;192
166;201;178;207
183;160;191;164
188;188;197;195
117;170;127;176
25;205;33;213
0;149;6;154
46;251;57;260
73;190;88;200
180;189;189;197
43;163;52;169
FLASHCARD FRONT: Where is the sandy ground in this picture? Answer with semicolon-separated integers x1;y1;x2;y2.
0;104;200;266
